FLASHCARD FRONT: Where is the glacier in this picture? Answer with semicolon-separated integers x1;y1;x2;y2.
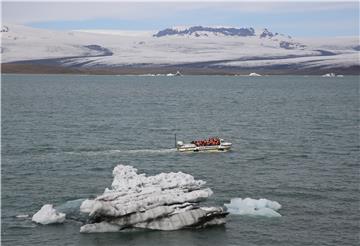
1;24;358;72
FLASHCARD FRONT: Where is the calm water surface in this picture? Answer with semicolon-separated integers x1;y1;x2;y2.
2;74;359;245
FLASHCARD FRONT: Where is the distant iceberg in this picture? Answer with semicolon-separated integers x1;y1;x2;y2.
321;73;336;77
224;197;282;217
165;71;182;76
248;72;262;76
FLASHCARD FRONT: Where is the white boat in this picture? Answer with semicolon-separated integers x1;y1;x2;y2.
176;137;232;152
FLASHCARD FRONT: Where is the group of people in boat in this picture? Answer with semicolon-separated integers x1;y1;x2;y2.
191;137;221;147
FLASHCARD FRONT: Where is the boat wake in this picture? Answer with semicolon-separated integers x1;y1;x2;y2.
65;148;177;156
105;148;177;155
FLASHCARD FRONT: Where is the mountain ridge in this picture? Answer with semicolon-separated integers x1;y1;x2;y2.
153;26;256;37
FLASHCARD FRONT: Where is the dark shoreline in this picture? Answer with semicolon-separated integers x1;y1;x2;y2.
2;63;359;75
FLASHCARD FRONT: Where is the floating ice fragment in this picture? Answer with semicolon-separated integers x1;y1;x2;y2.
224;197;282;217
16;214;29;218
32;204;66;225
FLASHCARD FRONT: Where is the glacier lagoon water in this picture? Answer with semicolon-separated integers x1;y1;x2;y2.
2;74;359;246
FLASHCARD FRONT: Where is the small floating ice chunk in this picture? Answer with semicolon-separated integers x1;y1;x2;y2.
16;214;29;218
224;197;282;217
248;72;262;76
32;204;66;225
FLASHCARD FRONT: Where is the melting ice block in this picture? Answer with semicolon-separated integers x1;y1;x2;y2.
224;197;282;217
32;204;66;225
80;164;228;233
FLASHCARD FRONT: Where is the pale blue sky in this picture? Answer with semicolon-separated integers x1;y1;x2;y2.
2;1;359;37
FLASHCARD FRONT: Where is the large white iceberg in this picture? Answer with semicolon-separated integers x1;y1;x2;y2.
32;204;66;225
224;197;282;217
79;165;228;233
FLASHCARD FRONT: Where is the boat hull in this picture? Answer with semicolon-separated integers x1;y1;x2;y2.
177;145;231;153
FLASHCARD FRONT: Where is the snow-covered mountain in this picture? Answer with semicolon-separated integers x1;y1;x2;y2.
152;26;306;51
1;24;359;74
